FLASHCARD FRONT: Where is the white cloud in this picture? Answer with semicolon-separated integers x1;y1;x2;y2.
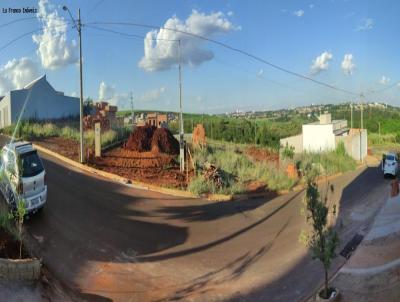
379;76;390;85
341;53;355;75
293;9;305;17
139;10;238;72
0;57;40;95
309;4;314;9
70;91;78;97
138;86;167;102
32;0;78;70
227;11;234;17
98;81;116;100
311;51;333;74
257;69;264;77
356;18;373;31
97;81;129;109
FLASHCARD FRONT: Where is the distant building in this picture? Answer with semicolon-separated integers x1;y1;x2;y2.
146;112;169;128
0;75;79;128
280;113;367;160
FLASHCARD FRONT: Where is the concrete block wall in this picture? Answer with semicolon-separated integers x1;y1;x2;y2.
0;258;41;281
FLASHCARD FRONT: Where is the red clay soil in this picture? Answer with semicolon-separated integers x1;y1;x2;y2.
151;128;179;155
91;147;192;188
245;146;279;163
33;137;81;162
0;228;29;259
125;126;156;152
33;137;192;189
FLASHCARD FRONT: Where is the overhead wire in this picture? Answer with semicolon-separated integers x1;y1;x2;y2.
87;21;360;96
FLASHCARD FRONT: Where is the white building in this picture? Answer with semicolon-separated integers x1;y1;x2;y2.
0;75;79;128
280;113;367;160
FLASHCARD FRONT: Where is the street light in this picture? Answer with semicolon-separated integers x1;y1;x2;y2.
63;5;85;163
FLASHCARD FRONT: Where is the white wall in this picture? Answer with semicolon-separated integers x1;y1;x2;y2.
0;94;11;127
8;76;79;125
280;134;303;153
303;124;335;152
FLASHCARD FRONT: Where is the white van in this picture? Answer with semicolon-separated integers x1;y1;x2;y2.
0;141;47;213
383;152;399;178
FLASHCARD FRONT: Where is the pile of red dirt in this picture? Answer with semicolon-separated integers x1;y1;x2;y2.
125;126;156;152
245;146;279;163
151;128;180;155
192;124;206;148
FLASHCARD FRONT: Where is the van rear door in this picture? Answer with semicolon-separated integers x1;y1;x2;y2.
20;151;45;199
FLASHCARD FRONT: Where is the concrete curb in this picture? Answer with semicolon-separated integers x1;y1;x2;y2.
0;258;41;281
32;143;199;199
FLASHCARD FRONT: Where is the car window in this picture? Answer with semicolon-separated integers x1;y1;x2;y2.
20;151;44;177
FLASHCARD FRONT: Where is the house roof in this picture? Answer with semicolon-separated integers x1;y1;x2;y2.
23;74;47;89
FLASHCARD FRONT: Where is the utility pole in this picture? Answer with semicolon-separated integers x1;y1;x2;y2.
350;101;353;128
63;6;84;163
178;40;185;172
360;94;364;129
130;91;134;126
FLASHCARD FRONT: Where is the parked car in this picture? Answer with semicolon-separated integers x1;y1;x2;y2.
382;152;399;178
0;141;47;213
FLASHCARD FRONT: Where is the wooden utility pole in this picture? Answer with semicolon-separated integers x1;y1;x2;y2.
178;40;185;172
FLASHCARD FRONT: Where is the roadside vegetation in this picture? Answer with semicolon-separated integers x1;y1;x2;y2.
189;143;296;195
0;121;130;149
188;141;356;196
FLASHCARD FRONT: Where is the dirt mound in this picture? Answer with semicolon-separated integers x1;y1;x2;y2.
192;124;206;148
125;126;156;152
245;146;279;163
151;128;180;155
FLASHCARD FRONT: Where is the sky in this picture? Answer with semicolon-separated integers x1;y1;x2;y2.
0;0;399;113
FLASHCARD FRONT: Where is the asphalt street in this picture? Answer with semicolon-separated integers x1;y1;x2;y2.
0;136;389;302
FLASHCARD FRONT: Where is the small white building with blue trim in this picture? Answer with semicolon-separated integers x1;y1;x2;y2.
0;75;79;128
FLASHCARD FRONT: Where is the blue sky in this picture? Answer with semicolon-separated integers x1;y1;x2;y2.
0;0;399;113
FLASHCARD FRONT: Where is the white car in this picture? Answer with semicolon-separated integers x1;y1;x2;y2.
0;141;47;213
383;152;399;178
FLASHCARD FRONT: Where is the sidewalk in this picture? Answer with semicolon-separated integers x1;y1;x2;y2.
332;190;400;301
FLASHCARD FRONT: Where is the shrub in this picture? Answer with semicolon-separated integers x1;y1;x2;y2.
188;176;212;196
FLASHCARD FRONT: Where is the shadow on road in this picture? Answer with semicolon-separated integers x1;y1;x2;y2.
224;165;388;302
153;191;278;222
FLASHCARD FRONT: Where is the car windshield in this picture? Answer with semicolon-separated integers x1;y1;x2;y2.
386;155;396;161
20;151;44;177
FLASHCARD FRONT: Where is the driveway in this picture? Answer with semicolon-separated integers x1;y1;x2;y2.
0;136;389;301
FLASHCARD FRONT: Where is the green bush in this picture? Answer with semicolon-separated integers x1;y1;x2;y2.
188;176;213;196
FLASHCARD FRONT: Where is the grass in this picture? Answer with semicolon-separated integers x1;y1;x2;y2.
297;143;357;176
190;144;296;195
190;141;357;196
1;121;130;148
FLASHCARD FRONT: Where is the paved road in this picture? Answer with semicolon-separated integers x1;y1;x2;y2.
0;137;389;302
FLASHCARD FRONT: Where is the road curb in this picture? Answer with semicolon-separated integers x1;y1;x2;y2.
32;143;200;198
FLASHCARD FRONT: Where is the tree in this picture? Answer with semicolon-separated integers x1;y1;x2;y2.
14;198;26;259
301;170;339;299
83;97;94;116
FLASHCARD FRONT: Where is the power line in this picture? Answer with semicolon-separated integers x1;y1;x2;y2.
87;21;360;96
0;22;72;53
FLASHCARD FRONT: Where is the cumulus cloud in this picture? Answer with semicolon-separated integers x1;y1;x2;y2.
0;57;40;95
139;10;238;72
138;86;167;102
311;51;333;74
32;0;78;70
341;53;355;75
293;9;305;17
379;76;390;85
356;18;373;31
97;81;129;109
